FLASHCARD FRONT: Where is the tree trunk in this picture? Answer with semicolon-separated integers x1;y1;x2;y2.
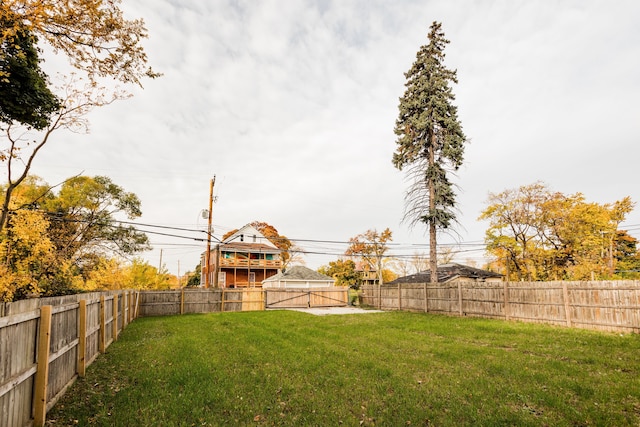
428;131;438;284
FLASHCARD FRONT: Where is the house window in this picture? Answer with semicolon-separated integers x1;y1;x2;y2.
249;272;256;286
218;272;226;287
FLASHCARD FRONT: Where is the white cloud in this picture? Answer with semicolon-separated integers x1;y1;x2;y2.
27;0;640;273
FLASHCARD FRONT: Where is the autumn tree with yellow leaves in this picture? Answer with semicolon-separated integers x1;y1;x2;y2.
1;0;158;86
0;175;151;301
0;177;72;300
1;0;159;232
0;1;158;299
479;182;636;281
345;228;393;286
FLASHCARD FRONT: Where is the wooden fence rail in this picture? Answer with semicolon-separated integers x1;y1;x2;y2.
13;281;636;426
361;281;640;333
137;287;348;316
0;286;347;427
0;291;138;427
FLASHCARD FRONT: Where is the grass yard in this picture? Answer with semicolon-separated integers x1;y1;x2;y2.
47;310;640;426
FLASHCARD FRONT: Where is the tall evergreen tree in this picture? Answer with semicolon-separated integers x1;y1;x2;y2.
393;22;466;283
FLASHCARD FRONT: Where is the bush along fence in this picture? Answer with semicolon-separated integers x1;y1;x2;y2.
0;291;139;427
361;280;640;333
0;287;348;427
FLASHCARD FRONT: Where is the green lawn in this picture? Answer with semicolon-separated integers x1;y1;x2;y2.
47;310;640;426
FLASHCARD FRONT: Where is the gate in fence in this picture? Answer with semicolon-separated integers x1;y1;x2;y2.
265;287;348;309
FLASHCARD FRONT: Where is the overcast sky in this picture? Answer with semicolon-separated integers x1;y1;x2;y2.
31;0;640;275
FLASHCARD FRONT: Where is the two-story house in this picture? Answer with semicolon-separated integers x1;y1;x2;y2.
355;261;379;286
201;224;282;288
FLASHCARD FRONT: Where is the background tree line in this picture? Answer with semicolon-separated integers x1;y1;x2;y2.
0;1;160;300
480;182;639;281
0;175;176;301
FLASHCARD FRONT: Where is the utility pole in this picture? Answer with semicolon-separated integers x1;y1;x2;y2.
204;176;216;288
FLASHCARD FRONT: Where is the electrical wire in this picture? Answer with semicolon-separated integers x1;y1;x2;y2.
12;206;636;261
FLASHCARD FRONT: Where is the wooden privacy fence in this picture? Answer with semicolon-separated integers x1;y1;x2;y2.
0;285;342;426
361;281;640;333
138;287;348;316
0;291;139;427
265;288;349;308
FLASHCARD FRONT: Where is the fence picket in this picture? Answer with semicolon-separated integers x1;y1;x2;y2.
361;281;640;333
1;282;637;427
33;305;52;427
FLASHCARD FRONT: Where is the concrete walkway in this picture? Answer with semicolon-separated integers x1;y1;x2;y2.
280;306;384;316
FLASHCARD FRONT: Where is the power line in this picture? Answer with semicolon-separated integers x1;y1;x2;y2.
5;206;493;259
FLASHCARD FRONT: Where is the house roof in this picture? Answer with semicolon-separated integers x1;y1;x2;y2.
222;224;279;249
354;261;374;272
263;266;334;282
211;224;281;254
389;263;503;284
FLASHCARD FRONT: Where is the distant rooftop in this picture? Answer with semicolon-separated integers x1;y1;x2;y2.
263;265;333;282
389;263;503;284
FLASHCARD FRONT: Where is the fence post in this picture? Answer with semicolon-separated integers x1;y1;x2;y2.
423;283;428;313
503;282;510;321
180;289;185;315
398;283;402;310
131;292;136;319
135;292;140;319
77;300;87;377
378;284;382;309
129;291;138;323
458;282;463;316
562;283;572;327
112;294;119;342
33;305;52;427
131;291;136;321
99;296;106;353
123;292;128;328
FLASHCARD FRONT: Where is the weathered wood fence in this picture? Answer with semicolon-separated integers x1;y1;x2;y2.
362;281;640;333
265;288;349;309
0;291;139;427
138;287;348;316
0;286;350;426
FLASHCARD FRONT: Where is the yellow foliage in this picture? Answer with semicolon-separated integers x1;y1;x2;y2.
82;257;127;291
81;257;172;291
7;209;53;253
346;228;393;285
0;262;36;301
480;182;636;281
381;269;397;283
2;0;159;85
0;209;54;300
